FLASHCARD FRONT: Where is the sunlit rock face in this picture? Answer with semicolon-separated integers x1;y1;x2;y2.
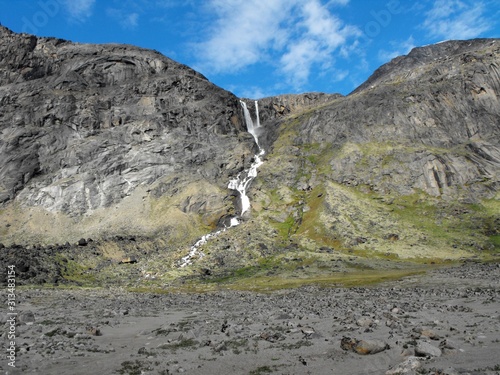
0;25;260;243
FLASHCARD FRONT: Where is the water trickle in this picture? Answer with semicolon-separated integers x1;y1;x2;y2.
179;100;264;267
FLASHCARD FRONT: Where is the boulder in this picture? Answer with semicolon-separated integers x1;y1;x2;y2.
354;339;390;355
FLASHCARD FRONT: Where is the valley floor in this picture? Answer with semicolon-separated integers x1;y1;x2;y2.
2;261;500;375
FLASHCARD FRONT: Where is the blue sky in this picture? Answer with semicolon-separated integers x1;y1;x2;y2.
1;0;499;98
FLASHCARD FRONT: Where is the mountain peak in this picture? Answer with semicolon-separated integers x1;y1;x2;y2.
352;38;499;94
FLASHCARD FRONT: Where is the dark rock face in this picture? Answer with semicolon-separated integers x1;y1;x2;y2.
0;25;248;206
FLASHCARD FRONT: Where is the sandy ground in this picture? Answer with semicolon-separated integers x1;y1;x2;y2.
1;261;499;375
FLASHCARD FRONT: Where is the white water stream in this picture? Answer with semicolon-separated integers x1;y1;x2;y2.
180;100;264;267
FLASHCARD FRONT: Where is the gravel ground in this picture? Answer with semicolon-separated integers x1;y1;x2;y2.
1;261;499;375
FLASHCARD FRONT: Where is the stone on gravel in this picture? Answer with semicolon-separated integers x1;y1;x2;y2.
415;341;442;357
356;317;374;328
300;326;316;335
18;310;35;325
86;326;102;336
341;336;389;355
413;327;440;340
340;336;357;351
354;339;389;355
386;356;421;374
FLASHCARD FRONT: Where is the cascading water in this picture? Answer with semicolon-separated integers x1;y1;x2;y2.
179;100;264;268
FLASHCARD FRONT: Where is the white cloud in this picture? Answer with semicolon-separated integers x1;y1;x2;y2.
422;0;491;40
281;39;319;86
195;0;296;73
302;1;354;46
107;9;140;29
62;0;95;21
195;0;359;90
280;0;359;88
123;13;139;28
239;86;275;100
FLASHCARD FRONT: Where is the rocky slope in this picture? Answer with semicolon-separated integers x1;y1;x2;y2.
0;27;499;287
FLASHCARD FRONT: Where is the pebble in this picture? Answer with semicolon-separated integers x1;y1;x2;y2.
341;337;389;355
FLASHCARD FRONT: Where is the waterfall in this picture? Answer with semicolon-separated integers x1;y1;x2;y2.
179;100;264;268
228;100;264;215
240;100;260;146
227;150;264;216
255;100;261;128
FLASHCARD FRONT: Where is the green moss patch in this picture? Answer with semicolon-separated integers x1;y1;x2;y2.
55;254;97;285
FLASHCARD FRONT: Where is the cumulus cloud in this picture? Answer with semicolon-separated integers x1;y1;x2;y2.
422;0;491;40
195;0;358;90
62;0;95;21
281;39;319;85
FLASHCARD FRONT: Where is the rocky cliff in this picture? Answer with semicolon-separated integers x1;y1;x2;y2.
0;27;499;286
0;25;256;246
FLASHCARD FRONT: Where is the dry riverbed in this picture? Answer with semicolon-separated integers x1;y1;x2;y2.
1;261;499;375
